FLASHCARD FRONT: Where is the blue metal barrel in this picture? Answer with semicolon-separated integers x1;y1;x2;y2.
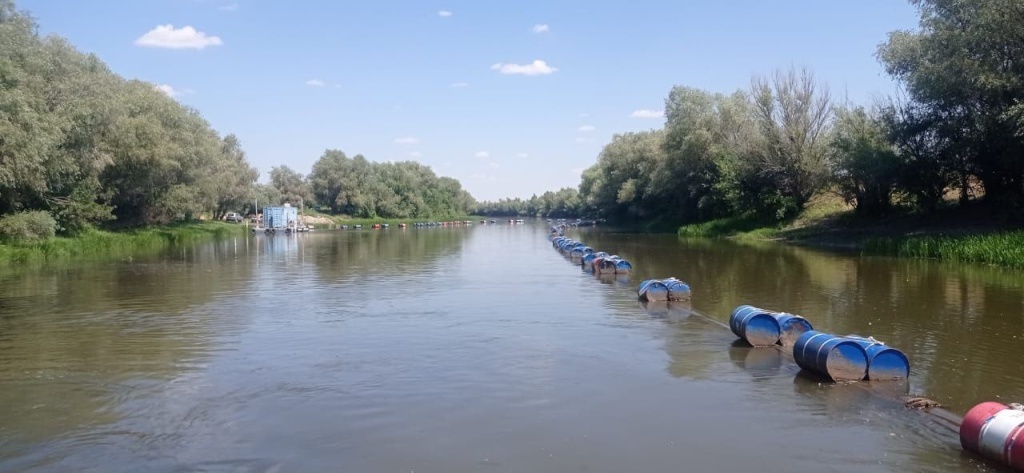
570;247;585;258
581;246;594;256
581;253;597;269
638;280;669;301
594;251;609;258
845;336;910;380
775;313;814;347
793;331;869;382
662;278;691;301
615;259;632;274
729;305;781;347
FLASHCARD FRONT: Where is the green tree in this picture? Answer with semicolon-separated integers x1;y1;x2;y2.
829;105;901;215
269;165;312;207
878;0;1024;208
746;67;832;216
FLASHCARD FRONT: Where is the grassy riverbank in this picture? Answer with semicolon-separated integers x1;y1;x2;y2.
677;195;1024;268
0;222;248;265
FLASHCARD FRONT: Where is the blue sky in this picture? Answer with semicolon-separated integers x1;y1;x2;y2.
21;0;920;201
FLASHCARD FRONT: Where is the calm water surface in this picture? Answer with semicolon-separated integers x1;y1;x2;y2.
1;222;1023;472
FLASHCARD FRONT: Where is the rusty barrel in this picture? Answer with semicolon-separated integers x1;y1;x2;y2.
960;402;1024;470
729;305;781;347
792;330;869;382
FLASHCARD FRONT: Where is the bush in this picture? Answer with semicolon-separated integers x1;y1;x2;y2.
0;211;59;243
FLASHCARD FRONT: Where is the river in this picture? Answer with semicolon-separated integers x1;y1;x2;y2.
1;222;1022;472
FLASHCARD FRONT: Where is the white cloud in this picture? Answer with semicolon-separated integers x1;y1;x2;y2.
438;10;452;17
450;82;470;88
219;2;239;11
488;162;500;168
305;79;326;87
153;84;195;98
154;84;178;97
491;60;557;76
578;125;596;132
532;24;550;34
409;151;423;158
517;152;529;158
630;109;665;119
394;136;420;144
135;24;223;49
474;151;490;159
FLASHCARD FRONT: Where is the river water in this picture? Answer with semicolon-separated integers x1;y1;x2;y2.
1;222;1022;472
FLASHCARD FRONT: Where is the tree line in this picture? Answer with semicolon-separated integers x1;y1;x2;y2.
475;188;582;218
0;0;475;241
0;0;258;238
301;150;475;219
243;153;476;220
492;0;1024;226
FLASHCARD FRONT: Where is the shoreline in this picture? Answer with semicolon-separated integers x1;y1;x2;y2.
676;202;1024;269
0;222;249;266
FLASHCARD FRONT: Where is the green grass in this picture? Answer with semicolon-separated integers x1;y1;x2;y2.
0;221;247;265
677;216;782;238
863;231;1024;269
676;194;854;240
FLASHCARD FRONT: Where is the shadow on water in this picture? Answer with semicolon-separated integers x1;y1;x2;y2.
727;340;784;379
570;227;1024;415
638;300;693;322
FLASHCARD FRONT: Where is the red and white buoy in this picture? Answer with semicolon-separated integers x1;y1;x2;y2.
960;401;1024;470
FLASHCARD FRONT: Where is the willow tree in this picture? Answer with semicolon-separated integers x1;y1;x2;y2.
878;0;1024;209
747;67;832;217
578;130;666;221
829;105;901;215
0;0;259;230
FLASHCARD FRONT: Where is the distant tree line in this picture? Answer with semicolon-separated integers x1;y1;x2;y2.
0;0;476;241
243;154;477;220
304;150;476;219
521;0;1024;227
475;188;582;218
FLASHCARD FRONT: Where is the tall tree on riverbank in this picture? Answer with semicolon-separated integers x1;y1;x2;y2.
878;0;1024;210
747;67;832;217
269;165;313;207
578;130;667;222
0;0;261;232
829;105;901;215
